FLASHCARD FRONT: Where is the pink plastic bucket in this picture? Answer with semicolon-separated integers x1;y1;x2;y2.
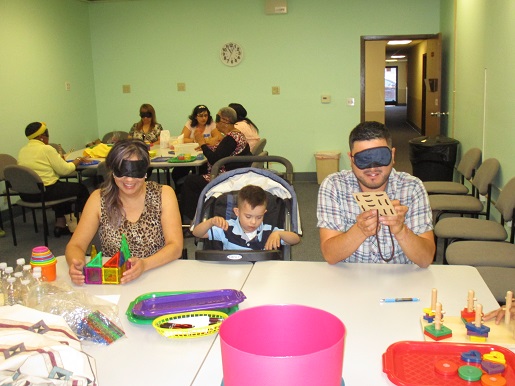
220;304;345;386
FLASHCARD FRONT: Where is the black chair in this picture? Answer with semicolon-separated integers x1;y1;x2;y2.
0;154;24;230
5;165;77;246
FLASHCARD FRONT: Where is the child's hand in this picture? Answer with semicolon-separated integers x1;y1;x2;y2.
265;232;282;250
211;216;228;230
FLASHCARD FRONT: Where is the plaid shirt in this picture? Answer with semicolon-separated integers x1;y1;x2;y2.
317;169;433;264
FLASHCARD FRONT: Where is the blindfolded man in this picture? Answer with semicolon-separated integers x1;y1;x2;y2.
316;121;435;267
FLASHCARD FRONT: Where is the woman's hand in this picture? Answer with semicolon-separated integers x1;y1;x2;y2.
193;129;206;145
484;301;515;324
121;257;146;284
69;258;85;285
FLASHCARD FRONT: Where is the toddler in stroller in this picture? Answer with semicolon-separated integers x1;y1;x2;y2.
191;158;302;262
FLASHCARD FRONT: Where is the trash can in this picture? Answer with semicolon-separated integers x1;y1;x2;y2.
408;136;459;181
315;151;341;184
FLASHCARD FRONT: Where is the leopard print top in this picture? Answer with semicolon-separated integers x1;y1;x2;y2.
99;181;165;258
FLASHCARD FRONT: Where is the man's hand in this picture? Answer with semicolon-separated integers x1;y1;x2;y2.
356;209;379;237
379;199;408;235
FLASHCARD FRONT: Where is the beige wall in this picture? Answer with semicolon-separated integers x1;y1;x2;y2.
365;41;386;123
407;41;427;130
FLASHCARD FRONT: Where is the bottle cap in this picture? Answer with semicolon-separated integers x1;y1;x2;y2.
5;267;13;274
21;279;30;285
23;265;32;271
7;277;15;283
16;258;26;265
33;272;41;278
33;267;42;272
14;272;22;278
0;262;6;269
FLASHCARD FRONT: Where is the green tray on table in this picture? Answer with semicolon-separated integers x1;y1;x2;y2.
126;291;239;325
167;156;197;163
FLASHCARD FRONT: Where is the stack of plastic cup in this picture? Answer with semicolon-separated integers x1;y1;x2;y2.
30;246;57;281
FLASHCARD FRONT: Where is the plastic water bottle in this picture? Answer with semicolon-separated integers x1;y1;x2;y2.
3;267;13;291
19;279;32;306
0;262;7;278
13;272;23;296
22;265;32;281
5;277;19;306
14;258;26;274
28;271;45;307
0;280;4;306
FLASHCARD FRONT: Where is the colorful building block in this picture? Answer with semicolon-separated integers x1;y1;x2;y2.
84;252;103;284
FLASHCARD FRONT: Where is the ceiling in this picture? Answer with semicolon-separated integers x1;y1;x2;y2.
386;40;423;60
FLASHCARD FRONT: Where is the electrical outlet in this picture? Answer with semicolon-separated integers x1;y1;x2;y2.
272;86;280;95
65;82;71;91
122;84;131;93
177;83;186;92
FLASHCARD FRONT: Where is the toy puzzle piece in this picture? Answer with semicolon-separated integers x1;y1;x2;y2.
434;359;458;376
353;192;396;216
483;351;506;365
424;324;452;341
481;373;507;386
461;350;482;363
482;361;506;375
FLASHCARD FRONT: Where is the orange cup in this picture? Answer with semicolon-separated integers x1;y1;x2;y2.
31;261;57;281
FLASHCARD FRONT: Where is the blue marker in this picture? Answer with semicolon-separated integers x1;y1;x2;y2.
380;297;420;303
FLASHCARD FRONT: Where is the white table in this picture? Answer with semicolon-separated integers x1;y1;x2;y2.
55;257;252;386
67;147;206;185
192;261;499;386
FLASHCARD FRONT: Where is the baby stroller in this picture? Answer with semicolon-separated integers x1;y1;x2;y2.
191;155;302;262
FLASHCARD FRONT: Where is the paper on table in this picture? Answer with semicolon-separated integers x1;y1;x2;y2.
94;295;120;305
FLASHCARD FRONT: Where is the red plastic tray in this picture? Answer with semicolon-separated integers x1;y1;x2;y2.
383;341;515;385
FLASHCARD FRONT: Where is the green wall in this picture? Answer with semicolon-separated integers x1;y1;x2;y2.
452;0;515;189
0;0;97;155
87;0;440;173
3;0;513;190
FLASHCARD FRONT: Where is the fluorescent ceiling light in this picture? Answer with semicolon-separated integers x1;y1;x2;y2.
391;55;406;59
387;40;412;45
386;59;397;62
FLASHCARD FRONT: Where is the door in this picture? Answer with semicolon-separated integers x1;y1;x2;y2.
424;35;442;136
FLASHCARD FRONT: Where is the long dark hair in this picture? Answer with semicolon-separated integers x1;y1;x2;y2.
229;103;259;132
188;105;213;127
101;139;150;226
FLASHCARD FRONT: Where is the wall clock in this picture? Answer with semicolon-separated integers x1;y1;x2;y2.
220;42;243;66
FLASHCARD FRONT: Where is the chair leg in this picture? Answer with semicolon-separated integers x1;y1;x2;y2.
6;195;17;246
442;238;449;265
31;209;38;233
42;206;49;247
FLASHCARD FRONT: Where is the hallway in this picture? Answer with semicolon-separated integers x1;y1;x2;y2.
385;105;421;174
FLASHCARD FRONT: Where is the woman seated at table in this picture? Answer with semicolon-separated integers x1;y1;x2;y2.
128;103;163;144
180;107;252;226
172;104;223;191
65;139;183;285
229;103;260;153
18;122;90;237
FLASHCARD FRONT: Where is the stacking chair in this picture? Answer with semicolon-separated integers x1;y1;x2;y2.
435;177;515;262
102;131;129;143
429;158;500;224
0;154;22;229
423;147;481;195
4;165;77;247
251;138;267;156
446;241;515;303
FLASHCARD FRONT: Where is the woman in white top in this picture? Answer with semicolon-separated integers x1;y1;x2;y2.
229;103;260;153
179;105;222;146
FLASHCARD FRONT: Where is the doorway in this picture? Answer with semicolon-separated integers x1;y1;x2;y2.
360;34;442;135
